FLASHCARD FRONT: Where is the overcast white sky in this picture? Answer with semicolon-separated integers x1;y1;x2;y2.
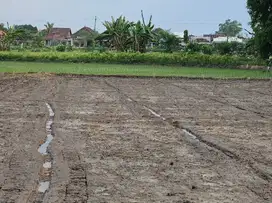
0;0;251;35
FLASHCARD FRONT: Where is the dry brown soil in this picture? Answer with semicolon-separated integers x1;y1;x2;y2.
0;74;271;203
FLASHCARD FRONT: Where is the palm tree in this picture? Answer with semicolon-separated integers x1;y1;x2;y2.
44;22;54;34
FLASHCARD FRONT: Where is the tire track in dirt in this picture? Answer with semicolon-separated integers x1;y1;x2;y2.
243;88;272;97
162;82;271;118
62;151;88;203
103;80;272;185
1;75;270;202
153;80;272;183
0;75;59;203
43;79;89;203
103;80;236;157
56;80;89;203
0;76;31;94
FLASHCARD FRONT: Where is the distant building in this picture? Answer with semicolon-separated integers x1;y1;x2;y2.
45;28;73;46
188;33;244;44
213;37;244;43
189;35;211;44
203;34;226;42
72;26;96;47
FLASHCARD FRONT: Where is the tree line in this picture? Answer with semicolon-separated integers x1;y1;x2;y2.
0;17;245;54
0;0;271;60
0;22;55;51
247;0;272;59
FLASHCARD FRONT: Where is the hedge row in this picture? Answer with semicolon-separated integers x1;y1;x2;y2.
0;51;266;68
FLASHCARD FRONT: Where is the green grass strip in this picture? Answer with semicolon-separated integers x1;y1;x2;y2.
0;61;271;79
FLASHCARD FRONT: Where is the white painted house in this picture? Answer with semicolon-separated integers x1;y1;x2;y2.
213;37;244;43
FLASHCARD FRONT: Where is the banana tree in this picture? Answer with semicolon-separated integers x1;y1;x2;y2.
129;13;155;53
0;23;24;50
97;16;133;52
97;12;155;52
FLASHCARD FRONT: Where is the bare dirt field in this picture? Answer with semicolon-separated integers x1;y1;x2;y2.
0;74;271;203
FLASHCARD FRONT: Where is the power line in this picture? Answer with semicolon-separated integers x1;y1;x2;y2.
5;18;245;25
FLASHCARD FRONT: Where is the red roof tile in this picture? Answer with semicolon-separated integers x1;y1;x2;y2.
82;26;93;32
45;28;72;40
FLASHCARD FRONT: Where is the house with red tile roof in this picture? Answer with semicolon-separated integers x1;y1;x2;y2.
45;28;73;46
72;26;97;47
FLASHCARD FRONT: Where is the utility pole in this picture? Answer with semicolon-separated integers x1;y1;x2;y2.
94;16;97;32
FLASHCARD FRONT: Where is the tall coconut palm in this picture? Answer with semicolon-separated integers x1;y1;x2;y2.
44;22;54;34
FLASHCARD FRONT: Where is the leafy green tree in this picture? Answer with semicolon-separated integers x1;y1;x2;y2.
185;42;201;53
152;28;164;36
38;29;48;38
44;22;54;34
156;29;181;53
200;44;214;55
0;23;6;31
217;19;242;41
247;0;272;59
31;32;45;48
13;24;38;42
245;38;258;56
268;56;272;67
0;23;24;50
152;28;164;46
183;30;189;44
14;24;38;33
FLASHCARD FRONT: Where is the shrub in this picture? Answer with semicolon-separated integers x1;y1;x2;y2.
185;43;201;53
0;51;265;68
56;44;66;52
213;42;246;56
66;44;73;52
268;56;272;66
31;48;41;52
214;42;232;55
200;45;214;55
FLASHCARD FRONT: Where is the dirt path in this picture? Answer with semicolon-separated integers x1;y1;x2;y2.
0;74;271;203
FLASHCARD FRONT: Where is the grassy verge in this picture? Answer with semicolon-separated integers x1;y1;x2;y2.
0;61;271;79
0;51;266;68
